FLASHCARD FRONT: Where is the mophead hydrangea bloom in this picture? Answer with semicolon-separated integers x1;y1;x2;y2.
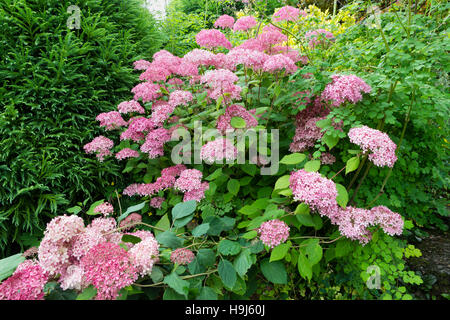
139;64;171;82
196;29;232;50
200;138;238;164
226;48;269;71
80;242;138;300
170;248;195;265
183;49;216;67
59;264;87;291
263;54;297;74
257;219;290;248
321;74;371;107
117;100;145;114
305;29;335;48
272;5;306;22
140;127;172;158
216;104;258;134
0;260;48;300
115;148;140;160
174;169;203;193
289;170;340;222
348;126;397;167
133;59;151;70
169;90;194;107
131;82;161;103
214;14;235;29
96;111;127;130
128;234;159;276
371;205;404;236
183;182;209;202
335;206;377;245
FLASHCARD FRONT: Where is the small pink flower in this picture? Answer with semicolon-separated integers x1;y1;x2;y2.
196;29;232;50
258;219;290;248
214;15;235;29
170;248;195;265
115;148;140;160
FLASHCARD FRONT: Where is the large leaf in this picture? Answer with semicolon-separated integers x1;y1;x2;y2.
156;231;184;249
270;242;291;262
163;273;189;297
297;251;312;281
117;201;146;222
335;183;349;208
260;259;287;284
279;153;306;165
346;156;360;175
0;253;25;281
218;259;237;289
233;249;253;277
172;200;197;220
218;239;241;256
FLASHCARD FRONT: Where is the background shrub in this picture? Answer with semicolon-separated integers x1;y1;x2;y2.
0;0;162;256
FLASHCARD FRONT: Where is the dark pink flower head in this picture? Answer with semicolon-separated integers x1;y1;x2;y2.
84;136;114;162
321;74;371;107
196;29;232;50
80;242;138;300
140;127;171;159
272;5;304;22
289;170;339;223
0;260;48;300
233;16;257;32
120;213;143;229
348;126;397;167
214;14;235;29
96;111;127;130
257;219;290;248
170;248;195;265
115;148;140;160
150;197;165;209
131;82;161;103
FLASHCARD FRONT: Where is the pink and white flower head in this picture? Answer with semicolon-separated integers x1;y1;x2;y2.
129;234;159;276
201;69;239;88
140;127;172;158
84;136;114;162
96;111;127;130
321;74;372;107
183;49;216;67
226;48;269;71
150;101;175;126
80;242;138;300
196;29;232;50
200;138;238;164
305;29;335;48
336;206;377;245
170;248;195;265
133;59;151;70
233;16;257;32
214;14;235;29
272;5;305;22
94;202;114;216
119;213;143;230
0;260;48;300
348;126;397;167
371;206;404;236
289;170;340;223
115;148;140;160
183;182;209;202
257;219;290;248
263;54;297;74
150;197;165;209
131;82;161;103
174;169;203;192
235;38;266;52
139;64;171;82
169;90;193;107
258;25;288;49
117;100;145;114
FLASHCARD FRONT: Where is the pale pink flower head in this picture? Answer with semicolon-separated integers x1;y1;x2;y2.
170;248;195;265
263;54;297;74
257;219;290;248
115;148;140;160
59;264;87;291
200;138;238;164
120;213;143;230
133;59;151;70
96;111;127;130
117;100;145;114
226;48;269;71
214;14;235;29
272;5;304;22
289;170;340;223
84;136;114;162
150;197;165;209
336;206;376;245
150;101;175;126
129;234;159;276
233;16;257;32
235;38;266;52
348;126;397;167
201;69;239;88
183;182;209;202
0;260;48;300
80;242;138;300
94;202;114;216
131;82;161;103
139;63;171;82
43;215;85;244
174;169;203;192
371;206;404;236
321;74;372;107
183;49;216;67
169;90;193;107
258;25;288;49
196;29;232;50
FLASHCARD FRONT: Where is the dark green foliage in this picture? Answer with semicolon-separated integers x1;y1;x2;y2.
0;0;162;255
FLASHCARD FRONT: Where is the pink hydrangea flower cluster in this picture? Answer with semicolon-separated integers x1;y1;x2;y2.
139;64;172;82
263;54;297;74
94;202;114;216
174;169;203;192
83;136;114;162
80;242;138;300
214;14;235;29
170;248;195;265
117;100;145;114
140;127;172;158
348;126;397;167
0;260;48;300
96;111;127;130
119;213;142;229
257;25;288;50
201;69;242;102
226;48;269;71
257;219;290;248
150;196;165;209
272;5;306;22
321;74;372;107
289;170;340;223
196;29;232;50
128;232;159;276
183;49;216;67
370;205;404;236
216;104;258;134
133;59;151;70
131;82;161;103
200;138;238;164
169;90;193;107
115;148;140;160
305;29;335;48
233;16;257;32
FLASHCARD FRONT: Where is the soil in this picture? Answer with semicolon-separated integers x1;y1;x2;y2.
408;226;450;300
